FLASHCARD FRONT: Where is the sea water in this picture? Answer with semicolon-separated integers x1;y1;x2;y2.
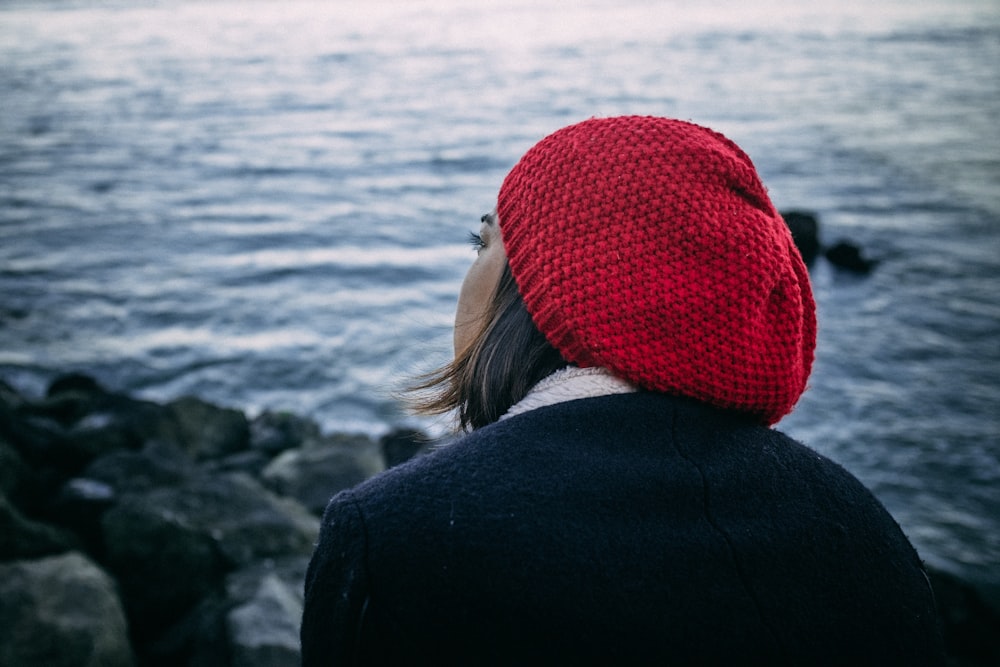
1;0;998;594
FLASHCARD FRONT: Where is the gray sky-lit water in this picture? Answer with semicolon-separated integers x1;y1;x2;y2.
2;0;998;593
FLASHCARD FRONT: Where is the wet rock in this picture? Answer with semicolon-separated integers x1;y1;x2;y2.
102;497;224;640
249;410;322;455
44;373;110;424
780;210;821;266
0;551;134;667
166;396;250;461
779;210;879;275
0;378;26;410
143;592;231;667
144;557;309;667
82;439;196;496
45;478;117;558
203;449;274;478
0;490;81;560
225;558;310;667
141;556;309;667
825;240;879;274
0;437;28;499
0;407;100;474
101;472;318;641
260;433;383;515
43;440;198;559
0;374;173;476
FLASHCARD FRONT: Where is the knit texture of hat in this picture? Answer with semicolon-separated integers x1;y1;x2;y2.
497;116;816;424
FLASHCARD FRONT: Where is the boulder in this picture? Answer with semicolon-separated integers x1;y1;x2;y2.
43;373;115;425
261;433;383;515
249;410;322;455
203;449;274;478
225;557;310;667
101;472;318;641
824;240;879;274
0;551;133;667
0;437;28;499
0;374;174;477
0;490;80;560
38;440;198;558
81;438;197;496
0;378;25;410
166;396;250;461
144;557;309;667
45;477;117;558
142;592;231;667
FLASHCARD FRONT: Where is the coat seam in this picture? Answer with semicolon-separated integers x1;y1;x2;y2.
669;416;789;659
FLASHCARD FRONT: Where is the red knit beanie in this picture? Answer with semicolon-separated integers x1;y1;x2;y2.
497;116;815;424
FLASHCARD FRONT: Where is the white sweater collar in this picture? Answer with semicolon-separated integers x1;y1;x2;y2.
500;367;637;421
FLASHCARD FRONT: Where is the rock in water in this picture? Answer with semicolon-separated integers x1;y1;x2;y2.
260;433;383;515
824;240;879;274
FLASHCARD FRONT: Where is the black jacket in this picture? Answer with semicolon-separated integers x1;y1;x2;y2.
301;393;945;665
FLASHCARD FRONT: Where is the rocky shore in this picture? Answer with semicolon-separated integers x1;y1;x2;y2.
1;374;997;666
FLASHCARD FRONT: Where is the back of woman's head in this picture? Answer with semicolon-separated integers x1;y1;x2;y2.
413;115;815;429
497;115;815;425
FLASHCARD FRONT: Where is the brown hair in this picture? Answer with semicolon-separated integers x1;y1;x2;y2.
407;261;568;431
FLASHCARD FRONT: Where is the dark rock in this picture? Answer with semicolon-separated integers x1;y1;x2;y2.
928;568;1000;667
260;433;383;515
47;372;105;397
0;378;26;410
43;373;109;425
144;557;309;667
0;551;134;667
102;499;224;641
0;437;28;500
203;449;274;478
101;472;317;641
82;439;196;496
227;576;302;666
45;441;197;559
166;396;250;461
0;409;92;473
1;375;176;476
142;592;231;667
249;410;322;455
225;557;310;667
780;210;821;266
0;489;81;560
45;478;117;559
12;376;252;467
825;240;879;274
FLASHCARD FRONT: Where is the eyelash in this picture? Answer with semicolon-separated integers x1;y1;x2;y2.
467;231;486;252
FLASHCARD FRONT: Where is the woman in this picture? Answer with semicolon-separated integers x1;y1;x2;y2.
301;116;945;665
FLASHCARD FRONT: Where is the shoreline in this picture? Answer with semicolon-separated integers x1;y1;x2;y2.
1;372;998;665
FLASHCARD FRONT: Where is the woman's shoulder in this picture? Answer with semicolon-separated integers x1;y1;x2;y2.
338;391;835;516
